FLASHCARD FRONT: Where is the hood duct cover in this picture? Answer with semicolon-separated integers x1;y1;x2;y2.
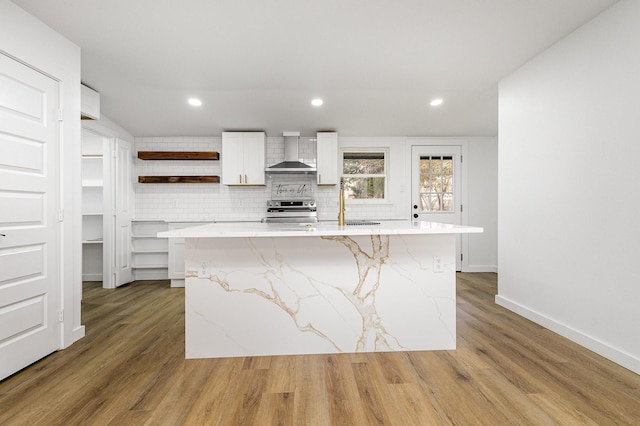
265;133;317;173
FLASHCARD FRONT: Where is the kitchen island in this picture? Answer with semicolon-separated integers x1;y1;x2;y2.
159;220;482;359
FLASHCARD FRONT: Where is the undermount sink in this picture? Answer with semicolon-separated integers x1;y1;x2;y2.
344;220;381;226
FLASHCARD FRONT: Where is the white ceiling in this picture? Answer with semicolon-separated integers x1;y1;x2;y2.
13;0;618;137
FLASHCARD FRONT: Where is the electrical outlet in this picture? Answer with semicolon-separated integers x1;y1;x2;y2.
433;256;444;273
198;261;210;278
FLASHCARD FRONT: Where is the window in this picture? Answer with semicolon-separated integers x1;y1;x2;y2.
342;150;387;201
419;155;453;211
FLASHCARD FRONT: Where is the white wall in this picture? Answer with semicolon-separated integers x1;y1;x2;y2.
467;138;498;272
0;0;83;346
83;114;135;145
498;0;640;373
134;135;498;272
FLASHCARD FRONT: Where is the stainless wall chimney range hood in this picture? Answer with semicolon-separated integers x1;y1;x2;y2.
265;132;317;174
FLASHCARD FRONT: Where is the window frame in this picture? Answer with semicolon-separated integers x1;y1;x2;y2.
418;154;455;213
340;147;390;204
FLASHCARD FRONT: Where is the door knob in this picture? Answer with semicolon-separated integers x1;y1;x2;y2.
0;234;5;237
413;214;419;218
413;205;418;209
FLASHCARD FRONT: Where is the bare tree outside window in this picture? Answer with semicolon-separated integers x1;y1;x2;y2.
419;156;453;211
342;151;386;200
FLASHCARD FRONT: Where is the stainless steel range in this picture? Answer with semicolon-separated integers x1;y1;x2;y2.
263;179;318;223
265;199;317;223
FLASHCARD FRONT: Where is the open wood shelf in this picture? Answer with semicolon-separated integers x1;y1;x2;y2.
137;151;219;160
138;175;220;184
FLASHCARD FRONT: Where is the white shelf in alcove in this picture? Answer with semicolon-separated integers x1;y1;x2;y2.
82;212;103;216
83;239;103;244
82;181;103;187
131;264;168;269
132;249;167;254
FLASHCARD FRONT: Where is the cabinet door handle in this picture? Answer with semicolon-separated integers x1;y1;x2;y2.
244;174;247;184
318;174;321;184
239;174;242;184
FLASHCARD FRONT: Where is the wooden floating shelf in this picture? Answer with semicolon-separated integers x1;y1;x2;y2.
137;151;219;160
138;176;220;184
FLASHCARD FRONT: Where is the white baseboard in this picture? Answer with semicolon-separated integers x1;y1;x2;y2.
133;270;168;281
171;279;185;288
463;264;498;273
82;273;102;281
73;325;85;342
495;295;640;375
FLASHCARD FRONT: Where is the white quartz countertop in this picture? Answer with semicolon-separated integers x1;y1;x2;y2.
158;220;483;239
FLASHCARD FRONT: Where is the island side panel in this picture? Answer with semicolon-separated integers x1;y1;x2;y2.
184;233;456;358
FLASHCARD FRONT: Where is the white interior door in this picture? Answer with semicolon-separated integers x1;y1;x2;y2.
411;145;462;270
113;138;133;287
0;53;60;380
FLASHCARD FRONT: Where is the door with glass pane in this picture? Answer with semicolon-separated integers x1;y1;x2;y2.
411;145;462;270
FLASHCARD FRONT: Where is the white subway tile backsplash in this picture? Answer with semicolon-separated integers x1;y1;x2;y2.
134;135;399;222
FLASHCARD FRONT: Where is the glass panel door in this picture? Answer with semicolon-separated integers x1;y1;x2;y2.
411;145;462;270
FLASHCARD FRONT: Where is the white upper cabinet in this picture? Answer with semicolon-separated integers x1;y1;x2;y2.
316;132;338;185
222;132;266;185
81;84;100;120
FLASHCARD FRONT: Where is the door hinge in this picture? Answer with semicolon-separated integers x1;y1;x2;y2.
58;209;64;222
58;109;63;122
460;204;463;212
58;309;64;322
461;253;464;262
460;155;463;163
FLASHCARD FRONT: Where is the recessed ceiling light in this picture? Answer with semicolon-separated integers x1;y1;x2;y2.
311;98;323;106
188;98;202;107
430;98;444;107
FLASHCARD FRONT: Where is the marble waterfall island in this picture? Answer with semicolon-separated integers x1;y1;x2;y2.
158;221;483;359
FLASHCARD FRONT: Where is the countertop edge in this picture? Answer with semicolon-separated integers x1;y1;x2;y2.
158;221;483;238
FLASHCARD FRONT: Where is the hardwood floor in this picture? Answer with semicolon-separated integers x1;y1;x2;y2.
1;273;639;425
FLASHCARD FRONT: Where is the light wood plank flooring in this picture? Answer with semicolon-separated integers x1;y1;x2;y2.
1;273;639;425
